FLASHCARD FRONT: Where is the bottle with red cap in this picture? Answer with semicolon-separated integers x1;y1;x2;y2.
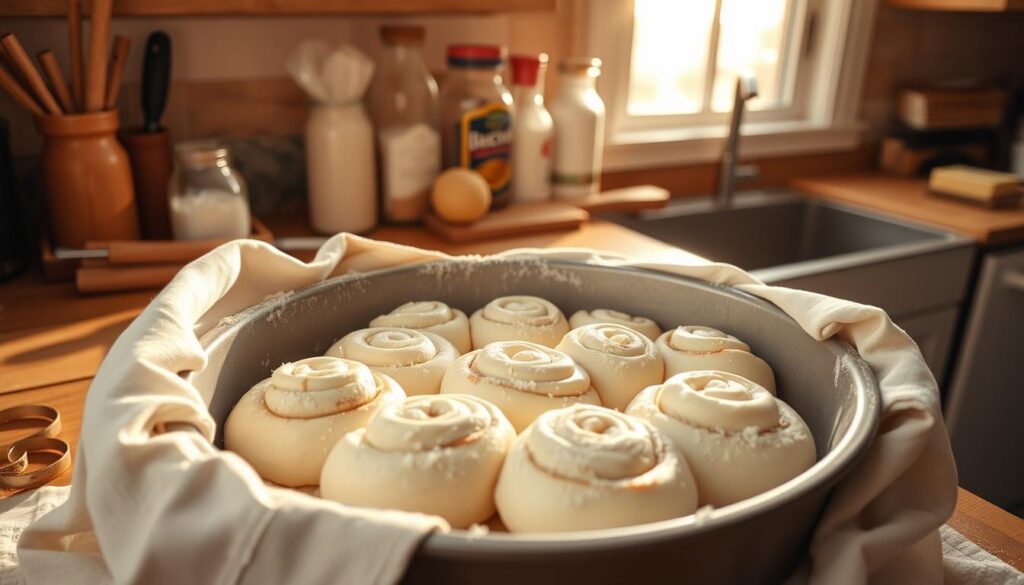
510;53;554;203
439;45;514;207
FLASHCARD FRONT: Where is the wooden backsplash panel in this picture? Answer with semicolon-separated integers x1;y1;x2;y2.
180;78;308;138
602;146;876;197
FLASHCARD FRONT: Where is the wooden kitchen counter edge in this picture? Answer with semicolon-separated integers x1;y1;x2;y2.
792;173;1024;247
1;218;1023;570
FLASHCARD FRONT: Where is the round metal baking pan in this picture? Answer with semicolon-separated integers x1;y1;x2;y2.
191;257;880;584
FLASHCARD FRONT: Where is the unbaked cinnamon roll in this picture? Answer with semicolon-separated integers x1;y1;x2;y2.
326;327;459;395
569;309;661;340
469;295;569;349
656;325;776;392
320;394;515;528
495;404;698;532
556;323;664;411
370;301;472;354
225;356;405;487
626;370;815;507
440;340;600;432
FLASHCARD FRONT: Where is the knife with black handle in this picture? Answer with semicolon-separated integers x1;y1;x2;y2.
141;31;171;133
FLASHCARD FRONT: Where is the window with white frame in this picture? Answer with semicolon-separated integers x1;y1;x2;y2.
586;0;877;170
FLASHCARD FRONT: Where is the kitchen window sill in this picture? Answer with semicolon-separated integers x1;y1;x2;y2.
602;121;866;172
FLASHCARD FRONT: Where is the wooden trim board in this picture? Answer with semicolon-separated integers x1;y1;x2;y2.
0;0;555;16
887;0;1024;11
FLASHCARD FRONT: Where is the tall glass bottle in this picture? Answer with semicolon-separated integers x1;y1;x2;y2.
550;58;605;200
369;25;440;223
510;53;553;203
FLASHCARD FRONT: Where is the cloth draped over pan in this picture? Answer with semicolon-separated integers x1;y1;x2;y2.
9;234;961;584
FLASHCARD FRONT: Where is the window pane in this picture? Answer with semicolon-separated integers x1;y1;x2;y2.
627;0;717;116
711;0;793;112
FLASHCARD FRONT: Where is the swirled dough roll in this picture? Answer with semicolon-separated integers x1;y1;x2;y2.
225;357;405;487
321;394;515;528
569;309;661;340
495;404;698;532
656;326;776;393
440;341;600;432
626;370;815;507
370;301;472;354
326;327;459;396
556;323;664;411
470;295;569;349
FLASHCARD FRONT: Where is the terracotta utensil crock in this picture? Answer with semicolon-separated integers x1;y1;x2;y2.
36;110;139;248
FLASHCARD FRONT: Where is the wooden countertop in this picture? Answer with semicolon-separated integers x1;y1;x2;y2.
1;218;1022;572
792;173;1024;247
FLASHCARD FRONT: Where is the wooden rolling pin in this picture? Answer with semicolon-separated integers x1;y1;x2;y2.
63;239;244;265
57;236;312;269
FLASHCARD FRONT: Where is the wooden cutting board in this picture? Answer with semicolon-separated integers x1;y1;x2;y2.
425;202;589;243
574;185;670;213
424;185;669;243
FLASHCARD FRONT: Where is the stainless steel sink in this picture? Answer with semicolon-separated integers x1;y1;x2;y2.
604;190;970;283
602;190;977;382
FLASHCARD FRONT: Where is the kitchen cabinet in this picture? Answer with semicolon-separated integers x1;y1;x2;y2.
767;242;974;387
887;0;1024;11
0;0;554;17
898;307;960;386
945;244;1024;517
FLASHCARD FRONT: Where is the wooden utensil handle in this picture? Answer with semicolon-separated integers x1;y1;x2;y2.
85;0;113;111
38;51;74;113
104;36;130;109
68;0;84;111
0;65;43;116
0;33;62;114
76;263;182;293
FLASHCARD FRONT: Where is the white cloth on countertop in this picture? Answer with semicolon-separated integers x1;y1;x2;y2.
942;525;1024;584
0;233;989;584
5;489;1020;585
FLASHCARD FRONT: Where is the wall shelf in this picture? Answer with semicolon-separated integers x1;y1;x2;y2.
0;0;555;17
886;0;1024;11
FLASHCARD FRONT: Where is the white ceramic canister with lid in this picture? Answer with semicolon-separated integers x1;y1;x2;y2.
305;102;377;234
288;41;378;235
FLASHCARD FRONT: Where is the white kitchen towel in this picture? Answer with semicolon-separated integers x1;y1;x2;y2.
10;489;1018;585
5;233;967;583
942;525;1024;584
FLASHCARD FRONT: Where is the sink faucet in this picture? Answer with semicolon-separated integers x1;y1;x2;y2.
717;76;760;207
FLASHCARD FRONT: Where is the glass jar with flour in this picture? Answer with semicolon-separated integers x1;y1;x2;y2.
168;140;251;241
369;25;440;223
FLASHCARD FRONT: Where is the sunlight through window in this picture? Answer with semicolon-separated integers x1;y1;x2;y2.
628;0;798;117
